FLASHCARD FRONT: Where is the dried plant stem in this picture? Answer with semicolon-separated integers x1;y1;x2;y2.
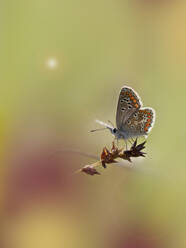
74;161;101;175
79;139;147;175
51;139;146;176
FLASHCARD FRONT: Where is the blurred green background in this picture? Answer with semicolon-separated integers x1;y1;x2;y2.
1;1;186;247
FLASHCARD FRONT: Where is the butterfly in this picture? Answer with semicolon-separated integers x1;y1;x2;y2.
91;86;155;146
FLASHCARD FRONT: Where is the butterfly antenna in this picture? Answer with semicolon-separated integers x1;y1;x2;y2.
95;119;113;129
90;127;107;132
90;119;113;133
108;120;114;127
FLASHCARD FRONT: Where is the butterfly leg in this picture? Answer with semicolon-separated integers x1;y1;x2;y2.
124;139;128;150
117;138;120;148
114;138;119;147
128;139;134;149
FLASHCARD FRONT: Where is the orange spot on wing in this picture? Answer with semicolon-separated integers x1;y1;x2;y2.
133;99;137;103
135;104;139;108
144;127;148;132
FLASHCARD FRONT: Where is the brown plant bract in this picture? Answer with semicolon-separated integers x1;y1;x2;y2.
80;139;146;176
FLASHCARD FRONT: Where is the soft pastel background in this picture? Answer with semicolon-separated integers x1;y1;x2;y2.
1;0;186;247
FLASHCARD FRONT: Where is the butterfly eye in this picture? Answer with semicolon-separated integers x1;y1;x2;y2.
128;105;132;109
127;120;131;124
121;107;126;111
112;128;117;134
134;113;137;117
120;99;124;103
131;125;134;128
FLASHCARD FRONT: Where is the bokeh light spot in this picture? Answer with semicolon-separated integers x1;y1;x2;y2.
46;58;58;69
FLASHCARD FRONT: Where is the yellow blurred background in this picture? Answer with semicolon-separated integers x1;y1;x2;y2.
1;0;186;247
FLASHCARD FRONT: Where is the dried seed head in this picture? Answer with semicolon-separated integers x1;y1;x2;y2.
81;165;100;176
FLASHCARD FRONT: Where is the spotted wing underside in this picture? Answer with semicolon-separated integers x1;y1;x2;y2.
120;108;155;138
116;86;142;129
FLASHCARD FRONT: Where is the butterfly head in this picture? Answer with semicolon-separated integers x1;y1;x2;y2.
110;127;124;139
111;127;117;135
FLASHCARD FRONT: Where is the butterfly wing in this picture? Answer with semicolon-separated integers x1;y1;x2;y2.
120;108;156;138
116;86;142;129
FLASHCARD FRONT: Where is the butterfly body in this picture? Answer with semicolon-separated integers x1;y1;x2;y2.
92;86;155;142
110;128;128;140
